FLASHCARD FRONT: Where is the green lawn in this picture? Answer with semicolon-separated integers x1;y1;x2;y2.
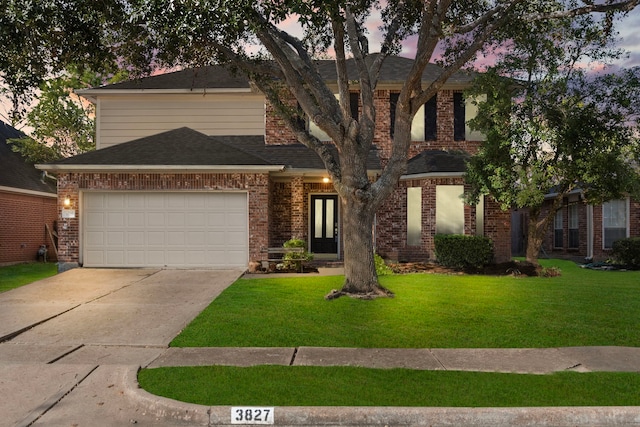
139;366;640;407
0;262;57;293
171;259;640;348
141;259;640;407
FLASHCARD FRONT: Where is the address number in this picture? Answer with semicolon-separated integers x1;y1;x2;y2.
231;407;274;425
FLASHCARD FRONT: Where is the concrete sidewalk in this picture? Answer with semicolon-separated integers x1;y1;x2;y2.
148;345;640;374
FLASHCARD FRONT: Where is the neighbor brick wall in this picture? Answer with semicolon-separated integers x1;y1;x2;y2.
545;198;640;261
0;190;58;264
56;172;269;266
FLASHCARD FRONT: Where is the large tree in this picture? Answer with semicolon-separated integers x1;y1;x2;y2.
464;13;640;266
1;0;639;297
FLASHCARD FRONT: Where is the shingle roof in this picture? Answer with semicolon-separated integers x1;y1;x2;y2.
90;55;475;91
0;121;56;194
405;149;469;175
54;127;271;166
48;127;382;171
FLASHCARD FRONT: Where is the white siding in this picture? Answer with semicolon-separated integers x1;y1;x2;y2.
96;94;265;148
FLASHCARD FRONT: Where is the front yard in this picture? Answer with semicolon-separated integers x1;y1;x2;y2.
171;259;640;349
140;259;640;407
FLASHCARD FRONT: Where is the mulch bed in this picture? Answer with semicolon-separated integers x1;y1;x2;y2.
389;260;540;277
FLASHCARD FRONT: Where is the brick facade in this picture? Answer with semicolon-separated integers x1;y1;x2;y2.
55;172;269;266
375;178;511;263
263;88;510;264
543;197;640;261
0;190;58;264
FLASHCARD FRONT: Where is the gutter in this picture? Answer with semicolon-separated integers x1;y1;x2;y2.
35;164;286;173
76;87;254;103
400;171;465;180
0;185;57;198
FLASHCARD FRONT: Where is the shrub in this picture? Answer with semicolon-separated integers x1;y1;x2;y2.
280;238;313;271
374;253;394;276
434;234;494;269
611;238;640;268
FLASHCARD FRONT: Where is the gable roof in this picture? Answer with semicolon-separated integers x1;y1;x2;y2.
39;127;381;173
79;55;475;94
0;121;56;195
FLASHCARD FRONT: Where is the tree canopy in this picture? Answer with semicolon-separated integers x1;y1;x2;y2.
2;0;639;295
464;13;640;264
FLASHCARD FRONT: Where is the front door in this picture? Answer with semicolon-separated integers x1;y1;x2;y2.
310;194;338;254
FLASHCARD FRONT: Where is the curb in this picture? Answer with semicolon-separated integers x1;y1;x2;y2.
125;367;640;426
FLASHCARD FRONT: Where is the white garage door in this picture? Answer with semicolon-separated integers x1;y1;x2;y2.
82;192;248;268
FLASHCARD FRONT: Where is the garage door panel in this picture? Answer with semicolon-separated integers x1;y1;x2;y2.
106;251;125;265
107;231;125;245
85;212;105;227
83;192;248;268
167;231;185;245
128;231;145;245
128;212;145;226
105;194;126;209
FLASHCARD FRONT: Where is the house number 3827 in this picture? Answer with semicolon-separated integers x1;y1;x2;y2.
231;407;274;424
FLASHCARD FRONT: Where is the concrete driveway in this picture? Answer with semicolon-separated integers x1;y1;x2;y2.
0;267;242;426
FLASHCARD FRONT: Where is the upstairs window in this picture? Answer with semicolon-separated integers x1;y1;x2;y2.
309;93;359;141
453;92;465;141
390;93;437;141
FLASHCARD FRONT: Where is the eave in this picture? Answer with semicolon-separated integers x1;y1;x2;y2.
35;164;285;174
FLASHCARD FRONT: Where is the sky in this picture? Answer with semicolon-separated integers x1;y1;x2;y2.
2;5;640;131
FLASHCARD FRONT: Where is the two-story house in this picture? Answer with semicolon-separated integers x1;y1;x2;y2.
38;56;511;271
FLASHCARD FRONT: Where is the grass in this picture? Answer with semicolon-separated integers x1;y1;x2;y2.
171;259;640;348
142;258;640;407
138;366;640;407
0;262;57;293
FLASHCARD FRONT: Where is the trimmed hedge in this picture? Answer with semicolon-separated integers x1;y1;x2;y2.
434;234;494;269
611;237;640;268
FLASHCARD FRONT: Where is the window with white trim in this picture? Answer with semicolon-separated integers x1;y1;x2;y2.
568;204;579;249
554;208;563;248
603;199;628;249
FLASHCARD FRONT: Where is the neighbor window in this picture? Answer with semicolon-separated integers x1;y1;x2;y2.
568;204;579;249
554;208;563;248
603;199;628;249
436;185;465;235
407;187;422;245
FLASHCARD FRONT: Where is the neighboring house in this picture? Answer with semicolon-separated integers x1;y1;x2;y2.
539;192;640;261
0;121;58;264
38;56;511;271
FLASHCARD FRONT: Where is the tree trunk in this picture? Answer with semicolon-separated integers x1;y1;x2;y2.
525;207;551;267
325;194;394;300
525;219;544;267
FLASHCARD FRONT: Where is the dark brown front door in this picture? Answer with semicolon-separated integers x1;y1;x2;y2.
310;194;338;254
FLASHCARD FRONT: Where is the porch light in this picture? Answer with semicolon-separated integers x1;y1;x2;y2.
322;177;330;183
63;197;71;207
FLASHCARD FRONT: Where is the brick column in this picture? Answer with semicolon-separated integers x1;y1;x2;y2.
291;176;305;239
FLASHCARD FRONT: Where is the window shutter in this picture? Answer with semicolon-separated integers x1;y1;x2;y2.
389;93;399;137
349;92;359;120
424;95;437;141
454;92;465;141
